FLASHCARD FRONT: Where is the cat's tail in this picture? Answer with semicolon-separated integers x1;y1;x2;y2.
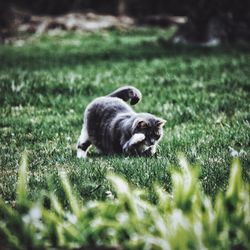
108;86;142;105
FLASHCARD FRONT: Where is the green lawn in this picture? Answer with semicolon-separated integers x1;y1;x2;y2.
0;28;249;203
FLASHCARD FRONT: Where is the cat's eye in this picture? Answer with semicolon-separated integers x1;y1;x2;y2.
155;134;160;140
153;131;160;139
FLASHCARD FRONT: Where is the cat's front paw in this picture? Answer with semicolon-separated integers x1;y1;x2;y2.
142;145;156;157
123;133;146;155
77;149;87;159
130;133;145;145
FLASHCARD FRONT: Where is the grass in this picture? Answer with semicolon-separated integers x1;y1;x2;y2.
0;28;250;203
1;154;249;249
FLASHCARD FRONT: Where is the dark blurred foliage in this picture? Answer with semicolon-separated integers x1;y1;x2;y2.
1;0;250;44
3;0;249;17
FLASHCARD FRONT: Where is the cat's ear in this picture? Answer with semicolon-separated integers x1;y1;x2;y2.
156;118;166;127
137;120;148;129
133;118;148;130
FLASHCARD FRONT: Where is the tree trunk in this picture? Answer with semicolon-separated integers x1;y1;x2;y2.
0;2;14;41
117;0;127;16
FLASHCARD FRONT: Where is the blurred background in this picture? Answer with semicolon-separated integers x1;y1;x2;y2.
1;0;250;45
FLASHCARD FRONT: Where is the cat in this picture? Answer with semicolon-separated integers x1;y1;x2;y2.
76;86;165;158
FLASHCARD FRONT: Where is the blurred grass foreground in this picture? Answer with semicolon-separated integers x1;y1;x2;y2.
0;153;249;249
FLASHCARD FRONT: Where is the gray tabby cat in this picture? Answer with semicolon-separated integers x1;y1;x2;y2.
77;86;165;158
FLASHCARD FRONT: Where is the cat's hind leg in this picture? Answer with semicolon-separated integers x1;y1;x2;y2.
76;125;91;159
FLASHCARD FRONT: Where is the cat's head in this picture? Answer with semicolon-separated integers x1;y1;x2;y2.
132;113;166;147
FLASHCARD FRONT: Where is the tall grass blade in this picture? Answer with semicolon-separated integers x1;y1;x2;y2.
16;152;28;207
226;158;242;202
59;171;80;216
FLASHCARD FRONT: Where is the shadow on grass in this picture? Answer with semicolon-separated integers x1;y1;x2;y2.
85;151;158;159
